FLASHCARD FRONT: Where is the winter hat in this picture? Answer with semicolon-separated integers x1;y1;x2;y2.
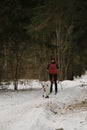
51;56;55;60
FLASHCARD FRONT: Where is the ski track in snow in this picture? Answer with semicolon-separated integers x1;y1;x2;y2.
0;77;87;130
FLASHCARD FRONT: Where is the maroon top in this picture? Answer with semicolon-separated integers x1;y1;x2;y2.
47;63;59;74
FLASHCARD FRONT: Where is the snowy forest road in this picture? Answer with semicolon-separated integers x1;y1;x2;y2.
0;80;87;130
0;89;43;130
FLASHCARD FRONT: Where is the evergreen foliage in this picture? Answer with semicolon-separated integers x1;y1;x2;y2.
0;0;87;85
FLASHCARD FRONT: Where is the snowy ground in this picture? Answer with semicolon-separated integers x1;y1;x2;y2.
0;73;87;130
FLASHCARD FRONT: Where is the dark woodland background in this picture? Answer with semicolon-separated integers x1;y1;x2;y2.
0;0;87;83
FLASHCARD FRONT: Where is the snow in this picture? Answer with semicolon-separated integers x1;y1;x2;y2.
0;73;87;130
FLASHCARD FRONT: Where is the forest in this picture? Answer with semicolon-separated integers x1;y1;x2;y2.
0;0;87;89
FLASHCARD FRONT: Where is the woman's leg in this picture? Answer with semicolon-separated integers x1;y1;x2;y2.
49;74;53;93
50;81;53;93
54;74;58;94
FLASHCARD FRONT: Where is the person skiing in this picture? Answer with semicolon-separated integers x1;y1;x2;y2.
47;57;59;95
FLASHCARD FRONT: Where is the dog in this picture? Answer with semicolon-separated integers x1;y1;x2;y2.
41;81;50;98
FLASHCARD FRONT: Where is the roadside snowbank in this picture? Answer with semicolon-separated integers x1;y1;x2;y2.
0;73;87;130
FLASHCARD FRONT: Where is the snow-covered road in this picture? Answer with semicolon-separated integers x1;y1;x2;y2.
0;75;87;130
